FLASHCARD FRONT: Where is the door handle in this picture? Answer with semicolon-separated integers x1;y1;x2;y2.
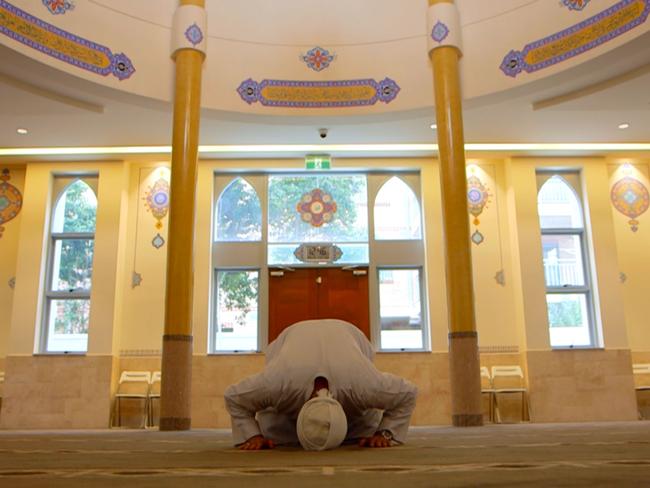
316;276;322;284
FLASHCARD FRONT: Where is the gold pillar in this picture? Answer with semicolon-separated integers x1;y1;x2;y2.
428;0;482;426
160;0;206;431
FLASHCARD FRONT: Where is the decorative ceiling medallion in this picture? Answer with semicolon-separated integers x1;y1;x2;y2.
43;0;74;15
431;21;450;43
237;78;400;108
294;243;343;263
562;0;592;11
500;0;650;77
144;174;170;230
467;174;491;246
302;47;335;72
610;176;649;232
0;0;135;80
185;22;203;46
0;168;22;238
296;188;337;227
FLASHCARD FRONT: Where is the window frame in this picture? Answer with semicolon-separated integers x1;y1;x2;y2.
210;267;262;354
376;265;428;352
211;170;429;354
537;172;599;349
40;176;98;354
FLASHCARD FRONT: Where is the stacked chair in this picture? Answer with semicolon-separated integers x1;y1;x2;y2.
632;363;650;420
487;365;529;423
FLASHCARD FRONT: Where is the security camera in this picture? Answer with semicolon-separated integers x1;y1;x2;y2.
318;128;328;139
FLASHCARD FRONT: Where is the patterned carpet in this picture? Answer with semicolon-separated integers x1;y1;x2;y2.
0;422;649;487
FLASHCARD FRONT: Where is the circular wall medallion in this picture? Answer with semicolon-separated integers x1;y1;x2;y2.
611;176;649;232
0;169;23;238
145;176;170;229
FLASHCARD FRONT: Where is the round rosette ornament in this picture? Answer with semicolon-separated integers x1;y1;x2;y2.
296;188;337;227
610;176;649;232
0;169;23;238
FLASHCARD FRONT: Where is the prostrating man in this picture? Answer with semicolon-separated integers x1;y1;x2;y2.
224;319;418;450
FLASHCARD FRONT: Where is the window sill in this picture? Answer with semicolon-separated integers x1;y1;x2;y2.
376;349;432;354
207;351;263;356
33;352;87;356
550;346;604;351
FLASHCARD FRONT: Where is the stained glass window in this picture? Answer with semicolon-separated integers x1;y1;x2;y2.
267;174;368;265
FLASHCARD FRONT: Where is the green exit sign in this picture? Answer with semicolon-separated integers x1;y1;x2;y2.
305;154;331;170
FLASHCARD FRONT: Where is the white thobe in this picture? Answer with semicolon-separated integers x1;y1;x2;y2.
224;319;418;445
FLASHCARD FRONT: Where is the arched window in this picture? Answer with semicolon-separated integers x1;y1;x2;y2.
537;173;596;348
42;177;98;353
538;175;583;229
215;177;262;242
374;177;422;240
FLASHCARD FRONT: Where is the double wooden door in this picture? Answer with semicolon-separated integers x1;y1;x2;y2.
268;267;369;342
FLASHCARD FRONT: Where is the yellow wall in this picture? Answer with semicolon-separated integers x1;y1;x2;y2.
3;156;646;359
7;162;128;355
1;155;647;428
608;159;650;352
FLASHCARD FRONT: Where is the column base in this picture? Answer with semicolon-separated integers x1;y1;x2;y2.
452;414;483;427
160;417;192;430
160;334;193;431
448;331;483;427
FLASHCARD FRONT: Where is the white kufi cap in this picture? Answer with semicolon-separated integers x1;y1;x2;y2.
296;389;347;451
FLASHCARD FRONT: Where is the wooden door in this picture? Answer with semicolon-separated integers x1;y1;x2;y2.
268;267;369;342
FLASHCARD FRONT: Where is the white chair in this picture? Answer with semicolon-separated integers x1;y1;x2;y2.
112;371;151;428
480;367;496;422
491;365;529;423
147;371;161;428
632;364;650;420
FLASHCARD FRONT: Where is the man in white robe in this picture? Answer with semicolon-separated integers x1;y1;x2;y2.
224;319;418;450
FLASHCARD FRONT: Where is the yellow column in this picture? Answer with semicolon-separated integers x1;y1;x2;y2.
428;0;482;426
160;0;206;431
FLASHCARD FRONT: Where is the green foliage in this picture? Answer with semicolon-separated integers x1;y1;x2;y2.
216;178;261;241
268;175;367;243
548;298;582;328
53;299;90;334
218;271;258;327
55;239;94;291
53;180;97;336
60;180;97;233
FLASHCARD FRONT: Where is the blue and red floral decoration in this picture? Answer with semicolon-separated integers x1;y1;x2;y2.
562;0;591;11
237;77;400;108
144;174;170;248
296;188;337;227
467;174;491;245
185;23;203;46
302;47;334;72
1;1;135;81
500;0;650;78
431;21;449;43
43;0;74;15
0;168;22;239
610;175;649;232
